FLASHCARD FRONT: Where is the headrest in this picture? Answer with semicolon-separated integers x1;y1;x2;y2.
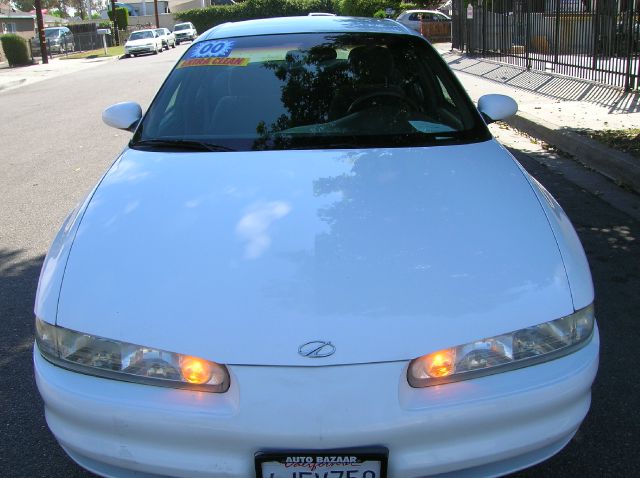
348;45;394;83
307;46;337;63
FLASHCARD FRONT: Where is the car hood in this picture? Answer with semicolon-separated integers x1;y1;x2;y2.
126;38;155;46
57;141;574;366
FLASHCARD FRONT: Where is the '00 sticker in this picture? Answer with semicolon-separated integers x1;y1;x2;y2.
188;40;235;58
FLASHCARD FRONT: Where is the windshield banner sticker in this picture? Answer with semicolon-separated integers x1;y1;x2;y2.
187;40;235;58
177;57;250;68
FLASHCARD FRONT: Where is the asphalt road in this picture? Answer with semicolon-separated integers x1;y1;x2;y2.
1;45;639;478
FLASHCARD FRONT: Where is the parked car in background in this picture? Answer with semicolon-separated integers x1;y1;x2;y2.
396;9;451;33
173;21;197;44
124;29;163;57
35;15;598;478
32;27;74;55
155;27;176;50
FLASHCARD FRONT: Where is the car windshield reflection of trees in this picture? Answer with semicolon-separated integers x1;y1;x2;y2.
133;33;489;152
252;34;466;151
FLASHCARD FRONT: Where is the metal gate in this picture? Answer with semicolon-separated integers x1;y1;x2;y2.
452;0;640;90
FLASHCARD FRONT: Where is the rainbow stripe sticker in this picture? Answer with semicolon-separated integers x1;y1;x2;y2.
177;57;250;68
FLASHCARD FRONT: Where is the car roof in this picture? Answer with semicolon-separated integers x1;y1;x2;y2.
402;10;443;14
131;29;156;33
200;16;413;41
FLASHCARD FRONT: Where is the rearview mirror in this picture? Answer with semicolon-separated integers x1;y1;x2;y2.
102;102;142;132
477;94;518;124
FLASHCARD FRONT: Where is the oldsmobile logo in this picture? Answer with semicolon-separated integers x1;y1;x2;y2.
298;341;336;358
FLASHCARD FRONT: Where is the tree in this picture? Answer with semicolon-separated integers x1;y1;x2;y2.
69;0;86;18
416;0;441;8
12;0;36;11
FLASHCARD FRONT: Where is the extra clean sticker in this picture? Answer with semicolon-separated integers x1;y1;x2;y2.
188;40;235;58
177;57;250;68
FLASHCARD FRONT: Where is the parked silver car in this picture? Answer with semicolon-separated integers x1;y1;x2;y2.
173;22;198;44
396;9;451;33
32;27;75;55
155;28;176;50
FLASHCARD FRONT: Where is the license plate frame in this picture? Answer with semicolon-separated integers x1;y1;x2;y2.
255;448;388;478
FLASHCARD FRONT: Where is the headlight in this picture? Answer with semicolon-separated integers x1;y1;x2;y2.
35;319;230;392
408;304;595;387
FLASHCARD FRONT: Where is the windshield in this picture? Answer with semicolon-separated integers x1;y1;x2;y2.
174;24;191;31
44;29;63;38
129;31;154;40
155;29;164;35
134;32;490;151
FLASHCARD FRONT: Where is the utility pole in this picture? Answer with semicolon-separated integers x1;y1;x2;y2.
34;0;48;64
110;0;119;46
154;0;159;28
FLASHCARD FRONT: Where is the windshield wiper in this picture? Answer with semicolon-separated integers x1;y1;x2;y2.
132;139;236;152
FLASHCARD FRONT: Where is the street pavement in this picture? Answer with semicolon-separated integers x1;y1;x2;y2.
1;43;640;477
0;55;119;93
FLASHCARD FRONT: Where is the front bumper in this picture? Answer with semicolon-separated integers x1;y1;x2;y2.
32;43;62;54
35;327;599;478
125;45;155;54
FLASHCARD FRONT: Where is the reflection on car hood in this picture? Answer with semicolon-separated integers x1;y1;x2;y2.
57;140;573;366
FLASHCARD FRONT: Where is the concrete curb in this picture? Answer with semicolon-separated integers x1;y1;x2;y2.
505;111;640;194
0;78;26;91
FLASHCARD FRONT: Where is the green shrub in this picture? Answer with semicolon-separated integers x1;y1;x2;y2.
373;9;386;18
0;34;31;66
108;7;129;29
116;7;129;29
175;0;336;34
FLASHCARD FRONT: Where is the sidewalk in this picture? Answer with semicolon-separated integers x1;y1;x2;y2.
0;55;118;93
433;43;640;194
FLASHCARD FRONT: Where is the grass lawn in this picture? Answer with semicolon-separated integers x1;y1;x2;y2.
581;128;640;160
62;45;125;60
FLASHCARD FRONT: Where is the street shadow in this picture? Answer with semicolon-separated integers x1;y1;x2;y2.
507;152;640;477
444;53;640;113
0;248;94;477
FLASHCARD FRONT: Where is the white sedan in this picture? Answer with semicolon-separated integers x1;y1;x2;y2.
124;29;163;57
155;27;176;50
35;15;598;478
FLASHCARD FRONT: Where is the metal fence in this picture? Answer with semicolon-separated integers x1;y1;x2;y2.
453;0;640;90
29;31;115;59
74;31;114;52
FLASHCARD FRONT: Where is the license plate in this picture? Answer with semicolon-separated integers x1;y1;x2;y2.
255;449;388;478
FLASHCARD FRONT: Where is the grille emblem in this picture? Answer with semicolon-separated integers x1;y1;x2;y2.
298;341;336;358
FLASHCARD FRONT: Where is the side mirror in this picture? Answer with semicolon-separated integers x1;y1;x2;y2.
102;102;142;132
477;94;518;124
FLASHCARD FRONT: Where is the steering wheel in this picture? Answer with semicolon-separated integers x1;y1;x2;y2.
346;90;418;114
